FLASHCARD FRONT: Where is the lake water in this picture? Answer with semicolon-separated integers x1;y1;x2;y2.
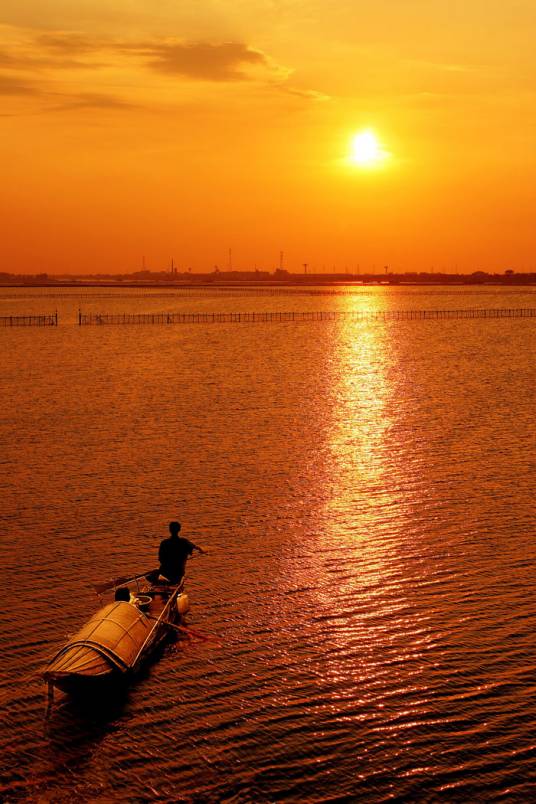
1;285;535;802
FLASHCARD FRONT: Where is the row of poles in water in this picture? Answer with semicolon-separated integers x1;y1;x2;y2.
1;308;536;327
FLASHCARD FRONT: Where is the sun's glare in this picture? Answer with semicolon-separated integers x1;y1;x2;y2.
349;130;388;168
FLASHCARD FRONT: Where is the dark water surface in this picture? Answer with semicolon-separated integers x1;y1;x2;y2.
1;286;535;802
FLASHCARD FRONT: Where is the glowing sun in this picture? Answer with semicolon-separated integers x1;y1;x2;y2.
349;130;389;167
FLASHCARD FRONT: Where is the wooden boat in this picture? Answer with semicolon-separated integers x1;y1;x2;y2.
42;575;189;698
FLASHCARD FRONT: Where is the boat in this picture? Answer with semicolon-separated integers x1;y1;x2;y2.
42;574;189;700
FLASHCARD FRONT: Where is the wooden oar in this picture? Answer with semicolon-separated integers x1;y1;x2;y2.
93;544;208;594
93;569;156;595
146;615;221;645
169;623;223;647
165;622;209;640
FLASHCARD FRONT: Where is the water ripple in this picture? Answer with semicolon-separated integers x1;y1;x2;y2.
0;287;535;800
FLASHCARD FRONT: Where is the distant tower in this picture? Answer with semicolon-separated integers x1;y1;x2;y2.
279;251;284;271
228;248;233;271
303;263;308;274
142;255;146;270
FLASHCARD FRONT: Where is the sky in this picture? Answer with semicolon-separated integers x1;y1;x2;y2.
2;1;536;274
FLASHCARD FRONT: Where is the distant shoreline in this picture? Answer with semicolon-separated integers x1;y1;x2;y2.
1;278;536;289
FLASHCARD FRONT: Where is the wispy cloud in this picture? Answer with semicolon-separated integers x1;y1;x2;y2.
275;84;330;101
0;27;107;70
35;32;98;54
48;91;137;111
0;26;326;111
3;28;285;82
0;72;38;94
143;41;268;81
0;50;102;70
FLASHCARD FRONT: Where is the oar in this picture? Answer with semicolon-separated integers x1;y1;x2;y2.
146;615;222;645
93;569;156;595
168;623;223;647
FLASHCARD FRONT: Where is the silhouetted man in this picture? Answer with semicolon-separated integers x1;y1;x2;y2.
157;521;205;583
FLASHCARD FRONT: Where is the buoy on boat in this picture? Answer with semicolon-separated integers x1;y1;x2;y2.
176;593;189;615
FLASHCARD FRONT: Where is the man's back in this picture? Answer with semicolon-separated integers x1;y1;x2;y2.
158;535;195;582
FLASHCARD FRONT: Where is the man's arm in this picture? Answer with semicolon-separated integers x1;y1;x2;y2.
189;540;207;555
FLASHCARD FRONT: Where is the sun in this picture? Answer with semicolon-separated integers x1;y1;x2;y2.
349;129;388;168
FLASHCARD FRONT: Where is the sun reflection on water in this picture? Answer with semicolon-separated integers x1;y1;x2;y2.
279;302;439;705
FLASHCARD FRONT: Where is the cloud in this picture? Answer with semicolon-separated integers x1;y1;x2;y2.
139;41;269;82
0;26;325;108
2;31;283;82
35;32;97;54
48;91;137;111
0;72;38;94
0;50;100;70
0;27;107;70
276;84;330;102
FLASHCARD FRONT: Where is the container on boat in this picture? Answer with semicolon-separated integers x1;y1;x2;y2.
134;595;152;611
176;593;189;615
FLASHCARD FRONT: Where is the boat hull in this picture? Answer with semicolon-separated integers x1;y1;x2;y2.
43;580;184;696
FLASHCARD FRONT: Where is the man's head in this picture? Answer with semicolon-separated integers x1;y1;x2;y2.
169;521;181;537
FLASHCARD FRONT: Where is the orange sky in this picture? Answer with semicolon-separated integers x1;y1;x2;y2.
2;1;536;274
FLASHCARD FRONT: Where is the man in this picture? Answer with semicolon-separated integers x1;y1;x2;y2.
157;521;205;583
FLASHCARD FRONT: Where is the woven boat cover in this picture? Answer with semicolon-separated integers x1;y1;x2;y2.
45;601;153;676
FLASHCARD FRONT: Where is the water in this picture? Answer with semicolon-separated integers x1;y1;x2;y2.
1;286;535;801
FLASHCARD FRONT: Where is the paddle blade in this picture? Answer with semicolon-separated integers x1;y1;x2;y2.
93;569;155;595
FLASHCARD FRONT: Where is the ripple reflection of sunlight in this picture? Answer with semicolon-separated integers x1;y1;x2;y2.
302;307;436;692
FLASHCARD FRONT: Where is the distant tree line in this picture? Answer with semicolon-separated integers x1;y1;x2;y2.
1;268;535;286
